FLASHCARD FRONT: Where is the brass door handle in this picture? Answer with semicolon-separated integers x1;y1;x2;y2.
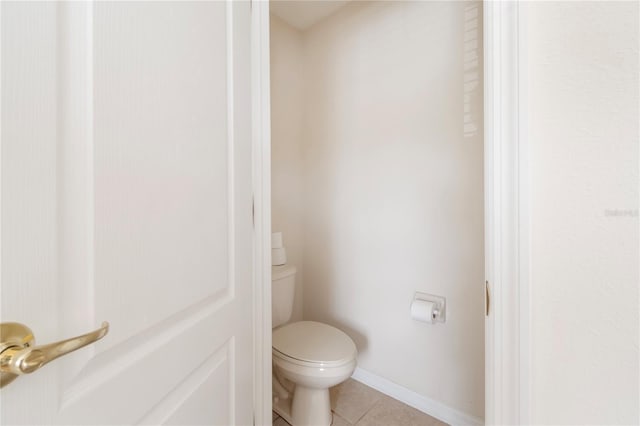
0;321;109;388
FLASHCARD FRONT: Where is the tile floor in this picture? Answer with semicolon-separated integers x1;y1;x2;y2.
272;379;448;426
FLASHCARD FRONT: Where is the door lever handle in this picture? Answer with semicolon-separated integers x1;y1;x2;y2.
0;321;109;388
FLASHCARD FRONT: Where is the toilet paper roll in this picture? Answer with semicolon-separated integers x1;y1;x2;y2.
410;300;437;324
272;232;283;249
272;247;287;266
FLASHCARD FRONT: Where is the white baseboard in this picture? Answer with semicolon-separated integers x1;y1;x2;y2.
351;367;483;426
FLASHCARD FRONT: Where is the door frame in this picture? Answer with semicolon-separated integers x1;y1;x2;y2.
484;1;531;425
251;1;273;425
251;1;533;425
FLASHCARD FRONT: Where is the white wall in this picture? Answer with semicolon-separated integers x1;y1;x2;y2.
301;1;485;419
527;2;639;424
270;15;305;322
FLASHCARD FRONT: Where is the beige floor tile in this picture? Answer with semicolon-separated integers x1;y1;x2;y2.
331;413;352;426
273;411;348;426
273;411;280;422
330;379;385;424
273;416;291;426
355;396;445;426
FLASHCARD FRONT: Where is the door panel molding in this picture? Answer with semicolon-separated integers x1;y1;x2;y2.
135;337;234;425
58;316;236;423
1;1;255;424
57;0;241;402
57;0;98;386
60;291;233;406
92;0;233;349
226;0;237;302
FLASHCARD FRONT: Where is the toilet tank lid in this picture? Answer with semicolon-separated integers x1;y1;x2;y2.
272;264;296;281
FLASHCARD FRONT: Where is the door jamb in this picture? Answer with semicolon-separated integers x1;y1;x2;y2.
251;1;272;425
252;1;533;424
484;2;531;425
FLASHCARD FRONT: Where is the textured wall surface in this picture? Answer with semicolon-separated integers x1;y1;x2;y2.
528;2;639;424
300;1;485;419
270;15;305;322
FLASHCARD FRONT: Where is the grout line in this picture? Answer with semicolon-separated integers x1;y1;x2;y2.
334;412;352;426
352;394;386;425
272;411;281;426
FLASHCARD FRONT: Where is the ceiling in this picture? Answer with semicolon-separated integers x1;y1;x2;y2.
270;1;351;31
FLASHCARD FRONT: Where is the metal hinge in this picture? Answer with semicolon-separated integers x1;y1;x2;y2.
485;280;490;316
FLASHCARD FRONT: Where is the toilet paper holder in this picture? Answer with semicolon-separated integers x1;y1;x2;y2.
413;292;446;323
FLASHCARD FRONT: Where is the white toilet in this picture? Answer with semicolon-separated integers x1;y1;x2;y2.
272;265;357;426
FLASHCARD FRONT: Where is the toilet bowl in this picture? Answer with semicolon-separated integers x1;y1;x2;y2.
273;321;357;426
272;264;358;426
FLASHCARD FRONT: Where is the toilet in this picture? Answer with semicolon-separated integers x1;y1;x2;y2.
272;265;357;426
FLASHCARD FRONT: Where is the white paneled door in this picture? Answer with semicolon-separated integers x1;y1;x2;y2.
1;1;254;424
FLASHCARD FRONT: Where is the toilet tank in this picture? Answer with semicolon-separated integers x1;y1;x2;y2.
272;265;296;328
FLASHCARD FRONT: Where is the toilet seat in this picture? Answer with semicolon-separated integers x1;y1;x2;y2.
272;321;357;367
273;348;354;369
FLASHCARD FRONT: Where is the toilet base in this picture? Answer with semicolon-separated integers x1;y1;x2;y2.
273;385;333;426
291;386;332;426
273;394;293;425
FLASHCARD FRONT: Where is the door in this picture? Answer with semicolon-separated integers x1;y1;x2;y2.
1;1;254;424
